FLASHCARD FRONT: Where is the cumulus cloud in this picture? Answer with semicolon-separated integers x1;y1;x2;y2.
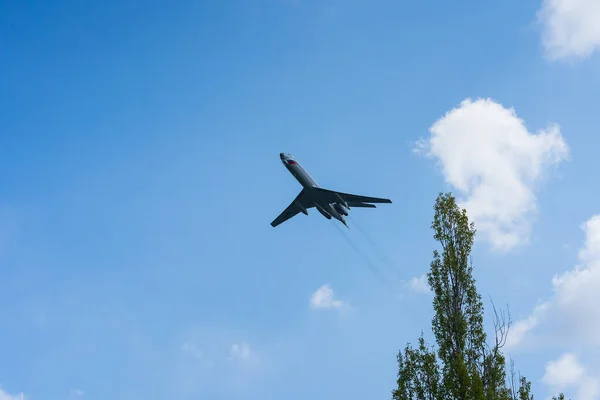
415;98;569;251
310;284;344;310
538;0;600;61
408;274;430;294
507;214;600;348
0;387;25;400
504;215;600;399
544;215;600;344
542;353;600;400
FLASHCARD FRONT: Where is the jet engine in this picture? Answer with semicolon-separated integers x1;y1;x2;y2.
334;202;348;216
316;205;332;219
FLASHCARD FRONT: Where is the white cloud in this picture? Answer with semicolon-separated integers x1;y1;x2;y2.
408;274;430;294
505;302;549;349
415;97;569;251
543;353;585;388
508;215;600;348
0;387;25;400
229;342;251;361
546;216;600;344
542;353;600;400
310;284;344;310
506;215;600;398
538;0;600;61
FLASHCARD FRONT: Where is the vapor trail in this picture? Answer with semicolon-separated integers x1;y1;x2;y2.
344;216;413;297
347;215;394;264
330;220;393;291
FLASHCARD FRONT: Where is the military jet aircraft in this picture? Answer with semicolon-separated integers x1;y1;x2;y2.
271;153;392;228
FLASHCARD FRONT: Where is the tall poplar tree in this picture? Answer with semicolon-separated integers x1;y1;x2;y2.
392;192;566;400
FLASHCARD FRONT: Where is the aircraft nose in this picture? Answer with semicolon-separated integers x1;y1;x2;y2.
280;153;285;159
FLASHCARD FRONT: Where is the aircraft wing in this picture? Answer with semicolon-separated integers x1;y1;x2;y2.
270;189;315;227
312;187;392;205
346;202;377;208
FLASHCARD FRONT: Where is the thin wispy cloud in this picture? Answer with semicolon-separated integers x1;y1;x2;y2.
181;342;204;359
0;387;26;400
408;274;430;294
229;342;252;361
505;303;549;349
69;388;84;398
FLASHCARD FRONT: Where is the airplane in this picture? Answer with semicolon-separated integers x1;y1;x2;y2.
271;153;392;228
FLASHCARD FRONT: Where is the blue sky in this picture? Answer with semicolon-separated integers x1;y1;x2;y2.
2;0;600;399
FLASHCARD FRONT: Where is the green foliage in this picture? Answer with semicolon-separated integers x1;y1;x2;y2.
392;192;566;400
393;333;441;400
429;192;485;399
517;376;533;400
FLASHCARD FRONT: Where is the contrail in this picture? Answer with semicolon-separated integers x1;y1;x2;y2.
347;214;405;284
330;220;394;291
